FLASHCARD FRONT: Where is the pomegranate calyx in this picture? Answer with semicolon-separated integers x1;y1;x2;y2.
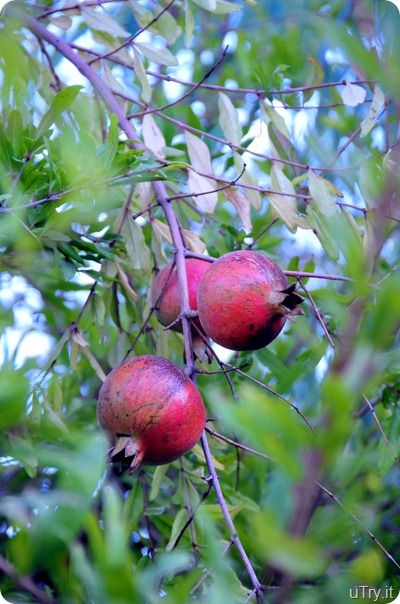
110;435;144;474
278;283;305;311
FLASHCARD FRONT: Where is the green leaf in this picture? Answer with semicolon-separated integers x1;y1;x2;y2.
306;205;340;260
149;465;169;501
35;86;83;140
303;56;324;102
166;508;189;551
7;109;24;159
122;217;148;270
184;0;195;46
0;367;29;430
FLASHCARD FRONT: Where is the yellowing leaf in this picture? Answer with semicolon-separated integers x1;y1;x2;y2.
185;130;212;173
308;169;340;217
234;153;262;210
269;165;308;232
340;80;366;107
133;48;151;103
152;218;173;245
191;0;242;13
115;262;139;302
49;15;73;30
261;103;290;140
360;85;385;137
268;194;308;232
102;64;125;95
135;42;178;67
218;92;242;146
183;229;207;254
142;113;166;158
81;347;107;382
222;187;252;231
81;7;130;37
187;170;218;213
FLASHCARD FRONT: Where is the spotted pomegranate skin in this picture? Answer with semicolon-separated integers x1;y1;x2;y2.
97;355;206;472
197;250;304;351
150;258;210;333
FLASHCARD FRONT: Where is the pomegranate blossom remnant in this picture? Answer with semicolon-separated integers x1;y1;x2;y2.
97;355;206;473
198;250;305;351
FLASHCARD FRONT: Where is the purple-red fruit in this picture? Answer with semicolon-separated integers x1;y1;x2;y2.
150;258;210;333
197;250;304;351
97;355;206;473
151;258;212;362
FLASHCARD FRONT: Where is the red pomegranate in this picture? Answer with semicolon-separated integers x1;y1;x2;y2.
97;355;206;473
150;258;211;362
197;250;304;351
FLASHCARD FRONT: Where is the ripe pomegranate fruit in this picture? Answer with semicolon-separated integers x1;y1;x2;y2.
97;355;206;473
197;250;304;351
150;258;212;362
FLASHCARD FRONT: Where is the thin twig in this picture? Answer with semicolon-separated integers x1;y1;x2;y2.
0;554;54;604
361;394;400;469
316;481;400;572
225;363;315;433
297;278;335;348
205;427;275;461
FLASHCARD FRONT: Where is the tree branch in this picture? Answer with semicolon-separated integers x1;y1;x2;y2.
14;8;265;597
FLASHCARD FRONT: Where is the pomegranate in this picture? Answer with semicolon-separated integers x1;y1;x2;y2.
150;258;211;362
97;355;206;473
197;250;304;351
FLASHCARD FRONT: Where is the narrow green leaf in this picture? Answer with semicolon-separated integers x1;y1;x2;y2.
184;0;195;47
36;86;83;140
43;328;71;371
166;509;189;551
149;465;169;501
7;109;23;159
306;205;340;260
